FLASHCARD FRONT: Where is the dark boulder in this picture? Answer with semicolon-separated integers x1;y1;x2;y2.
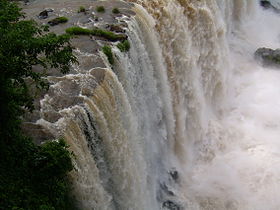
255;47;280;68
38;10;49;19
260;0;280;13
260;0;273;8
38;9;54;19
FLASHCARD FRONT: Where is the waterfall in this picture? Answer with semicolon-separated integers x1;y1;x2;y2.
35;0;280;209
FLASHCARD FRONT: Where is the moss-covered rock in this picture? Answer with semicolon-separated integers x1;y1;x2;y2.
112;8;120;14
78;6;86;13
96;5;105;13
255;47;280;68
48;16;68;26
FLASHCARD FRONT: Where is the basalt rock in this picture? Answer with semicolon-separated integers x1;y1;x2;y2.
106;24;126;33
255;47;280;68
260;0;280;13
169;169;179;182
38;10;48;19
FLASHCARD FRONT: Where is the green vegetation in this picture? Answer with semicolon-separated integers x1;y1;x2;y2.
92;28;126;41
96;5;105;13
102;45;114;65
0;1;76;209
66;26;127;42
66;26;93;35
112;7;120;14
48;16;68;26
117;40;130;52
78;6;86;13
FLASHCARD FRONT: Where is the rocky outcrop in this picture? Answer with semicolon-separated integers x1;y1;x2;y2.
260;0;280;13
38;10;48;19
255;47;280;68
21;0;134;143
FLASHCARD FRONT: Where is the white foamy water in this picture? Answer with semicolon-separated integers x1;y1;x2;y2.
182;1;280;210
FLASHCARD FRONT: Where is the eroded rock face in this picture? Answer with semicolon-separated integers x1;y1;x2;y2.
21;123;55;144
255;47;280;68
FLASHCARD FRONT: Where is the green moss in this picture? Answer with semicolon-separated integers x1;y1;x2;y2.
117;40;130;52
92;28;126;41
96;6;105;13
112;8;120;14
102;45;114;65
65;26;93;35
65;26;127;42
78;6;86;13
56;17;68;23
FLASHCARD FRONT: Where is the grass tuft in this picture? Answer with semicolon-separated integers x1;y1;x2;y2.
117;40;130;52
102;45;114;65
112;8;120;14
96;6;105;13
65;26;92;35
65;26;127;42
78;6;86;13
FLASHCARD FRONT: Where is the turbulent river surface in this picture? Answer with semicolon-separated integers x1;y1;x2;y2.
34;0;280;209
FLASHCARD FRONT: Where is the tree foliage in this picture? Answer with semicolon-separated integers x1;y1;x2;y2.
0;0;77;136
0;1;76;209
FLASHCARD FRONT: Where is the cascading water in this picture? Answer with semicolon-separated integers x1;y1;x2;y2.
35;0;280;209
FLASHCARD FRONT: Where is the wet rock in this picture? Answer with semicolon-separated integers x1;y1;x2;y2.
260;1;280;13
163;200;182;210
21;123;54;144
255;47;280;68
45;8;54;13
89;68;105;84
260;0;273;8
38;10;48;19
48;17;68;26
160;183;175;196
106;24;126;33
42;111;62;123
169;169;179;182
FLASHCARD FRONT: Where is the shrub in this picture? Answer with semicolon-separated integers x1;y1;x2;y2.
78;6;86;13
117;40;130;52
96;6;105;13
48;16;68;26
102;45;114;65
112;8;120;14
